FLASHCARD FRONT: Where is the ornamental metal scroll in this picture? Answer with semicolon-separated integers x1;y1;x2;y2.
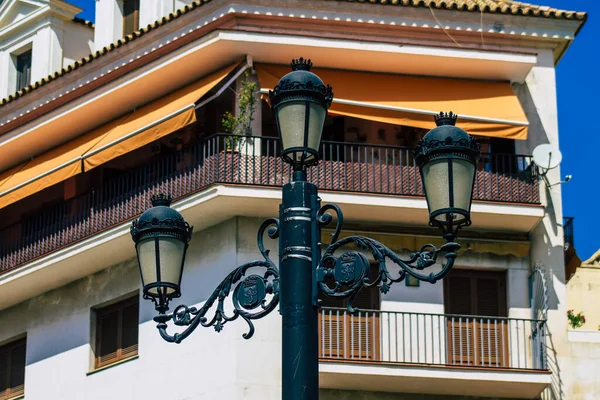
153;218;280;343
315;204;460;312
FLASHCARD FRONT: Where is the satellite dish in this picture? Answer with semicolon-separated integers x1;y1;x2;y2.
532;144;562;171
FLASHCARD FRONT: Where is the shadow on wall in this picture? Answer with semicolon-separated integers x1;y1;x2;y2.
540;326;564;400
513;80;566;400
511;80;550;155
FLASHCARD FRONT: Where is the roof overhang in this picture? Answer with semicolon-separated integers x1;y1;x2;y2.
0;0;584;171
0;29;537;172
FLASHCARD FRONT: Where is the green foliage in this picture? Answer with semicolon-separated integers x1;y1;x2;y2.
221;72;257;149
567;309;586;329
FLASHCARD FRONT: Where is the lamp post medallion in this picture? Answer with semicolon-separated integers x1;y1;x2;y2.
237;275;267;310
334;252;369;285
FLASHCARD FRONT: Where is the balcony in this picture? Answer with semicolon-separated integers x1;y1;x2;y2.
0;134;539;274
318;308;550;398
564;216;581;281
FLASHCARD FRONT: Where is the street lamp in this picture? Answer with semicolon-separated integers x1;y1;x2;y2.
130;194;193;313
131;58;480;400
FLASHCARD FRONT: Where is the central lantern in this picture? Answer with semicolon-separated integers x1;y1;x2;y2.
269;57;333;170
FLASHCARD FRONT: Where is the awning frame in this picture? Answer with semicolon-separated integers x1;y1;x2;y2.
0;158;81;198
0;62;251;201
259;88;529;127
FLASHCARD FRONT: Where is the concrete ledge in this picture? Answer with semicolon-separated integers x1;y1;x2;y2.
568;330;600;343
0;184;541;310
320;361;551;399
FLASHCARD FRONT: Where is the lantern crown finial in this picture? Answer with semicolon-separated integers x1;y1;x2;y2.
434;111;458;127
291;57;313;72
151;193;172;207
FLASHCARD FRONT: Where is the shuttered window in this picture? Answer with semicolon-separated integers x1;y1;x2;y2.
0;338;26;400
95;297;139;369
319;264;380;361
444;269;508;367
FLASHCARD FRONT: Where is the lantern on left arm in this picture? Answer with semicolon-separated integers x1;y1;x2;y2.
130;194;193;313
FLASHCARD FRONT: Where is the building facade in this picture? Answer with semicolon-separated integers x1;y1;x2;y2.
0;0;588;399
564;249;600;399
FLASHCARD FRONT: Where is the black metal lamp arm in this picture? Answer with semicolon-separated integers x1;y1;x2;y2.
154;218;281;343
315;204;460;311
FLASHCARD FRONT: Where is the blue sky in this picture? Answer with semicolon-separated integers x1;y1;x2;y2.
69;1;597;260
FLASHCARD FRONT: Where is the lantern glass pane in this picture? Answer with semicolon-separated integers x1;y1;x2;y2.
157;237;186;295
137;236;186;295
277;100;326;161
307;101;326;152
422;158;450;221
277;101;308;153
137;238;157;288
451;158;476;213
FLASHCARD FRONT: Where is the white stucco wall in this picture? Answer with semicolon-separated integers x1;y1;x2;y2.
139;0;175;29
94;0;123;51
513;48;568;399
0;218;282;400
0;216;540;400
62;22;94;67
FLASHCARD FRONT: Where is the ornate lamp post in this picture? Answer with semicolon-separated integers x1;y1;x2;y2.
130;58;480;400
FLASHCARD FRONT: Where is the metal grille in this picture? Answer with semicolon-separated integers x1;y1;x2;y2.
319;307;548;370
0;134;539;273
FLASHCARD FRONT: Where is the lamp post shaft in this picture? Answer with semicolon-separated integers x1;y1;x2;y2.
280;173;319;400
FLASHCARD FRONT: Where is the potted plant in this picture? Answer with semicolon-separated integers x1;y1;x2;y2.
567;309;586;329
221;72;257;151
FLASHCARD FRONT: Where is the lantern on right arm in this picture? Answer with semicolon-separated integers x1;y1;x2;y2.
414;112;481;241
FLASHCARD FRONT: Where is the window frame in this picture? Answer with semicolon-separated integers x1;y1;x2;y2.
0;337;26;400
93;296;139;370
15;50;32;92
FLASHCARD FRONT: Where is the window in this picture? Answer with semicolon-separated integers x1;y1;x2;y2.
0;337;26;400
94;296;139;369
444;269;508;366
15;50;32;92
122;0;140;36
319;264;380;361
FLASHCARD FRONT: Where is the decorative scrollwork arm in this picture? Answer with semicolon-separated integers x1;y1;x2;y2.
155;218;280;343
316;204;460;312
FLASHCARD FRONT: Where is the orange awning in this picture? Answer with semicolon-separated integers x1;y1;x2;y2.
0;63;238;209
0;163;26;190
0;113;131;209
256;64;528;139
83;64;237;170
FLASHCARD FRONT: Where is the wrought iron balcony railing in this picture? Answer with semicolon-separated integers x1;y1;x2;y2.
319;308;547;371
0;134;539;273
563;217;575;251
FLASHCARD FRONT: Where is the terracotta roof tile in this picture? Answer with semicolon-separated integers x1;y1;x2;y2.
0;0;587;109
73;17;94;29
392;0;588;20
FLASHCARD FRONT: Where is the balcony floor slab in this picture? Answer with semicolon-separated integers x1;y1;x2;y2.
0;184;542;310
319;360;551;399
